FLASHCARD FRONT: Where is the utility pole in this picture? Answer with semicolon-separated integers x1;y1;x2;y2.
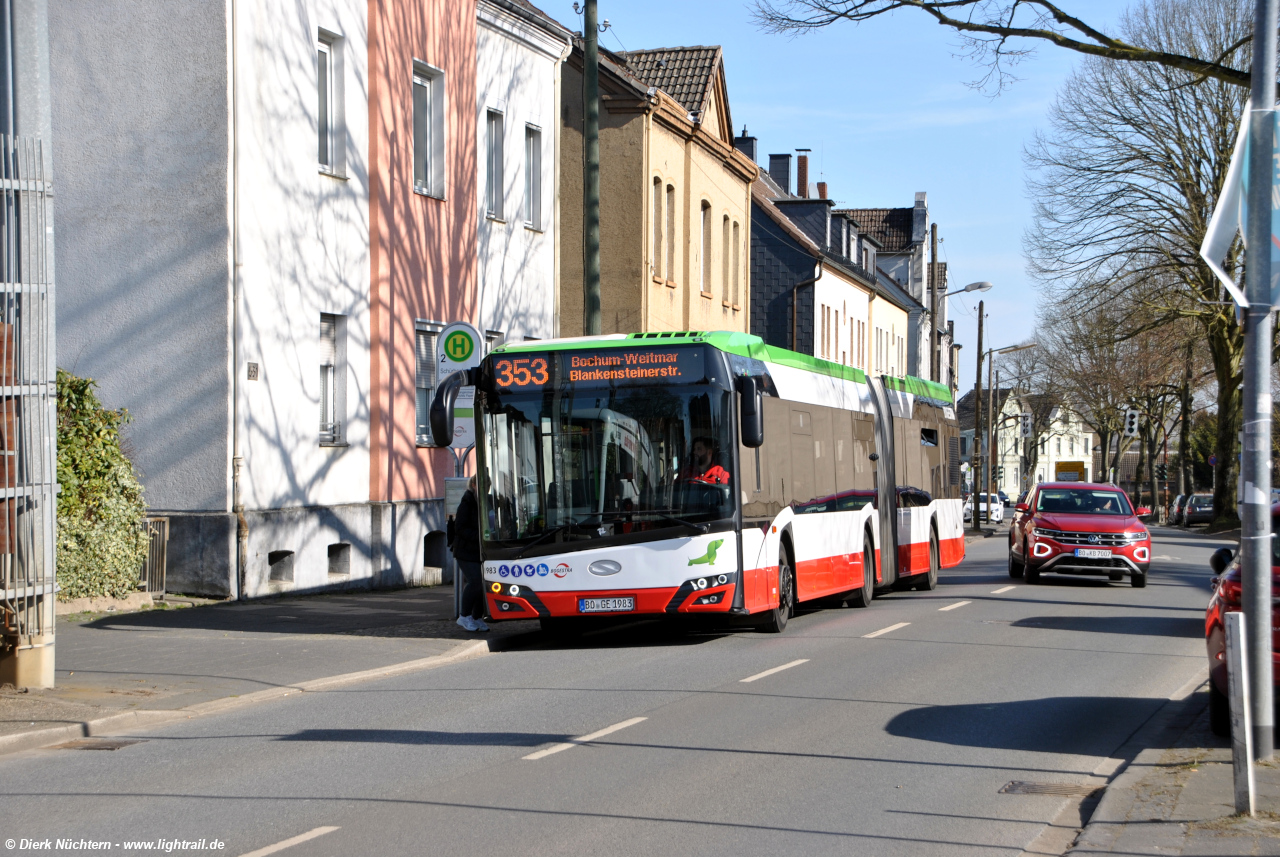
986;362;995;524
971;301;984;533
1241;0;1277;762
582;0;602;335
929;224;939;382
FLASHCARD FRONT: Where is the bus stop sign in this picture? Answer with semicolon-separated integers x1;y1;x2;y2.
436;322;482;449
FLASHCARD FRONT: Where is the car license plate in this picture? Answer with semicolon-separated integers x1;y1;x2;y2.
579;597;634;613
1075;548;1112;559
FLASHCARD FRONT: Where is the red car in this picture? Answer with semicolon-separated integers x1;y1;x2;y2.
1008;482;1152;586
1205;508;1280;736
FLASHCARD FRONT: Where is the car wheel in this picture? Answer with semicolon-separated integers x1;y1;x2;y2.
1025;561;1041;584
1131;568;1147;588
1210;680;1231;738
1108;569;1124;582
1008;548;1023;579
847;536;875;608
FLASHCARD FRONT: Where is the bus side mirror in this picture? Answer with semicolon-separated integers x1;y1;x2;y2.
430;370;472;447
738;376;764;448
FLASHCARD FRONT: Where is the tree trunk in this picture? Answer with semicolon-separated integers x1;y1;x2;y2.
1179;341;1192;495
1208;319;1243;525
1097;429;1110;483
1134;433;1146;506
1147;428;1160;518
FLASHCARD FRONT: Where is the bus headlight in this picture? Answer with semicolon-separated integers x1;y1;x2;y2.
508;584;520;596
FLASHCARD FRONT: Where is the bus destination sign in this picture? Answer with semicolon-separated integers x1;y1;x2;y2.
491;347;707;391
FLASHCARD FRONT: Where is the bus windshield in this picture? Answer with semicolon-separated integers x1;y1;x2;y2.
480;384;734;554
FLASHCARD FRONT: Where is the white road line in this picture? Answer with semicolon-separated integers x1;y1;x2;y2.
863;622;910;639
991;585;1016;594
238;827;340;857
740;659;810;683
523;716;648;760
939;601;972;612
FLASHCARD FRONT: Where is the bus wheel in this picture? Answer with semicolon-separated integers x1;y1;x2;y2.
915;532;939;591
760;549;794;633
847;537;875;608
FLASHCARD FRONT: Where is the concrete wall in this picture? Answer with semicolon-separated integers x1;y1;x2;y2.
475;2;567;343
237;0;373;512
49;0;231;513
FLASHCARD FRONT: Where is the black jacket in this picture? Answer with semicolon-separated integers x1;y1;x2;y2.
452;488;482;562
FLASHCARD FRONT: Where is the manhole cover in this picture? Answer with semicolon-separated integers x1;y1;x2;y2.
50;738;146;751
1000;781;1103;797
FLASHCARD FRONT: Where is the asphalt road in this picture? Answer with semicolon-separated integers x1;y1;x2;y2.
0;528;1220;856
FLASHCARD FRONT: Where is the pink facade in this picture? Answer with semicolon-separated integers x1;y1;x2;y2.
369;0;478;503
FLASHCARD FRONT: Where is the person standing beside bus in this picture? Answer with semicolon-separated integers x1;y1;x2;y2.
450;475;488;633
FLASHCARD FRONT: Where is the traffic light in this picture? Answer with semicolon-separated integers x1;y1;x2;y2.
996;466;1005;479
1020;412;1033;438
1156;463;1168;480
1123;408;1140;437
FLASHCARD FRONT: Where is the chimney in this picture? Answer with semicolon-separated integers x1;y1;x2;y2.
768;154;791;194
817;181;827;200
797;154;809;198
733;125;757;163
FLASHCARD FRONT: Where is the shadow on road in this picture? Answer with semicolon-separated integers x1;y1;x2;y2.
885;696;1165;753
1011;615;1203;638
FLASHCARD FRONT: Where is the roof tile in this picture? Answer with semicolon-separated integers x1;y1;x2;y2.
622;46;722;115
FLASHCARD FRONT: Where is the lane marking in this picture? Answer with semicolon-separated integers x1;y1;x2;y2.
863;622;910;639
740;659;809;683
523;716;648;760
991;585;1016;594
939;601;972;612
238;827;340;857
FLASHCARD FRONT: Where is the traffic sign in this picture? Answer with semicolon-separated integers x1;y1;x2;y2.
1210;454;1218;467
436;322;483;449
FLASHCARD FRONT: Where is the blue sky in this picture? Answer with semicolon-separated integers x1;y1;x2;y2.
547;0;1122;390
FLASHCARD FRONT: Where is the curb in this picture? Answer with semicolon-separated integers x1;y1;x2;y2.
0;638;494;758
1067;669;1209;854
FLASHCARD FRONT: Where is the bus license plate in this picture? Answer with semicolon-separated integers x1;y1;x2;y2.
1075;548;1111;559
579;597;634;613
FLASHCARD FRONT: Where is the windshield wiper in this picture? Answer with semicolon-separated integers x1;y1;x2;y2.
512;513;605;558
647;512;709;534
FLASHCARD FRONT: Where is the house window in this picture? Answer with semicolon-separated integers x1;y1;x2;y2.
652;178;663;280
524;125;541;229
1056;438;1062;455
415;322;443;445
486;109;504;219
665;185;675;283
1069;437;1075;455
700;201;712;293
722;215;730;302
320;313;345;445
413;63;445;197
732;221;740;305
317;32;344;175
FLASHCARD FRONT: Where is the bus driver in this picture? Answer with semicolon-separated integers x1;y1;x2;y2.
682;437;730;486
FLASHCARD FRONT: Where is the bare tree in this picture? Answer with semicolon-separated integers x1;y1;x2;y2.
1024;0;1252;522
752;0;1255;94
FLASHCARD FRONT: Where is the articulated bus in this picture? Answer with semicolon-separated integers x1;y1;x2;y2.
431;331;964;633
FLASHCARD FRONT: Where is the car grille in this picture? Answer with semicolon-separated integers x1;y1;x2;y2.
1057;555;1127;569
1044;531;1133;547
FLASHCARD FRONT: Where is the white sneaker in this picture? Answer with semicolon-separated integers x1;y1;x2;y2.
456;615;478;632
473;618;490;632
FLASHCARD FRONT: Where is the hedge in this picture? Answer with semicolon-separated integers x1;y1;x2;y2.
56;369;148;600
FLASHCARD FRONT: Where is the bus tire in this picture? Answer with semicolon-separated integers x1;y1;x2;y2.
760;547;794;633
915;530;939;591
847;535;875;608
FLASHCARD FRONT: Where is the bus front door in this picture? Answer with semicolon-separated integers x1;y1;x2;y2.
868;378;899;588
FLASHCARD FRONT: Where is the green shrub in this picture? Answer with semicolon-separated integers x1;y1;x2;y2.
56;369;148;600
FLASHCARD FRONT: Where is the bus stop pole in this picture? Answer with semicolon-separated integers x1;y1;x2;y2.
1241;0;1277;762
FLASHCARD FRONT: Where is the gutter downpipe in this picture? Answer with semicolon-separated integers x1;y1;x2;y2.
791;260;822;352
230;0;246;600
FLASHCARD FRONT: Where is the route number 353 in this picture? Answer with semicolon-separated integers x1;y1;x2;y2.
494;357;549;388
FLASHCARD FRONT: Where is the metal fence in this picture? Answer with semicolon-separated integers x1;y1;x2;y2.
139;517;168;597
0;135;57;686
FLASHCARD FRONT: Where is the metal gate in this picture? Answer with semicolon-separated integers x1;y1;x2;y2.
0;136;57;687
140;517;169;597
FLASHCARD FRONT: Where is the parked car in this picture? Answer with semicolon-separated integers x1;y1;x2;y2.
1008;482;1151;586
964;493;1004;523
1170;494;1188;526
999;491;1010;507
1183;493;1214;526
1205;513;1280;736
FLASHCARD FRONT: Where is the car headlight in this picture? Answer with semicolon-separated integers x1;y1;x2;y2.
1124;530;1149;542
1033;527;1061;539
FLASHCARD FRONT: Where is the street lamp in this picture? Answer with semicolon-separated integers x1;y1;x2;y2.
943;281;993;298
981;342;1037;525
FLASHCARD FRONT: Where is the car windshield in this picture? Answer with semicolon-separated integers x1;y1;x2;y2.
1035;488;1132;515
479;349;734;555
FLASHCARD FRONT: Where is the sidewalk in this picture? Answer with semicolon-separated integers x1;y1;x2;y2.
0;584;540;754
1067;686;1280;855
